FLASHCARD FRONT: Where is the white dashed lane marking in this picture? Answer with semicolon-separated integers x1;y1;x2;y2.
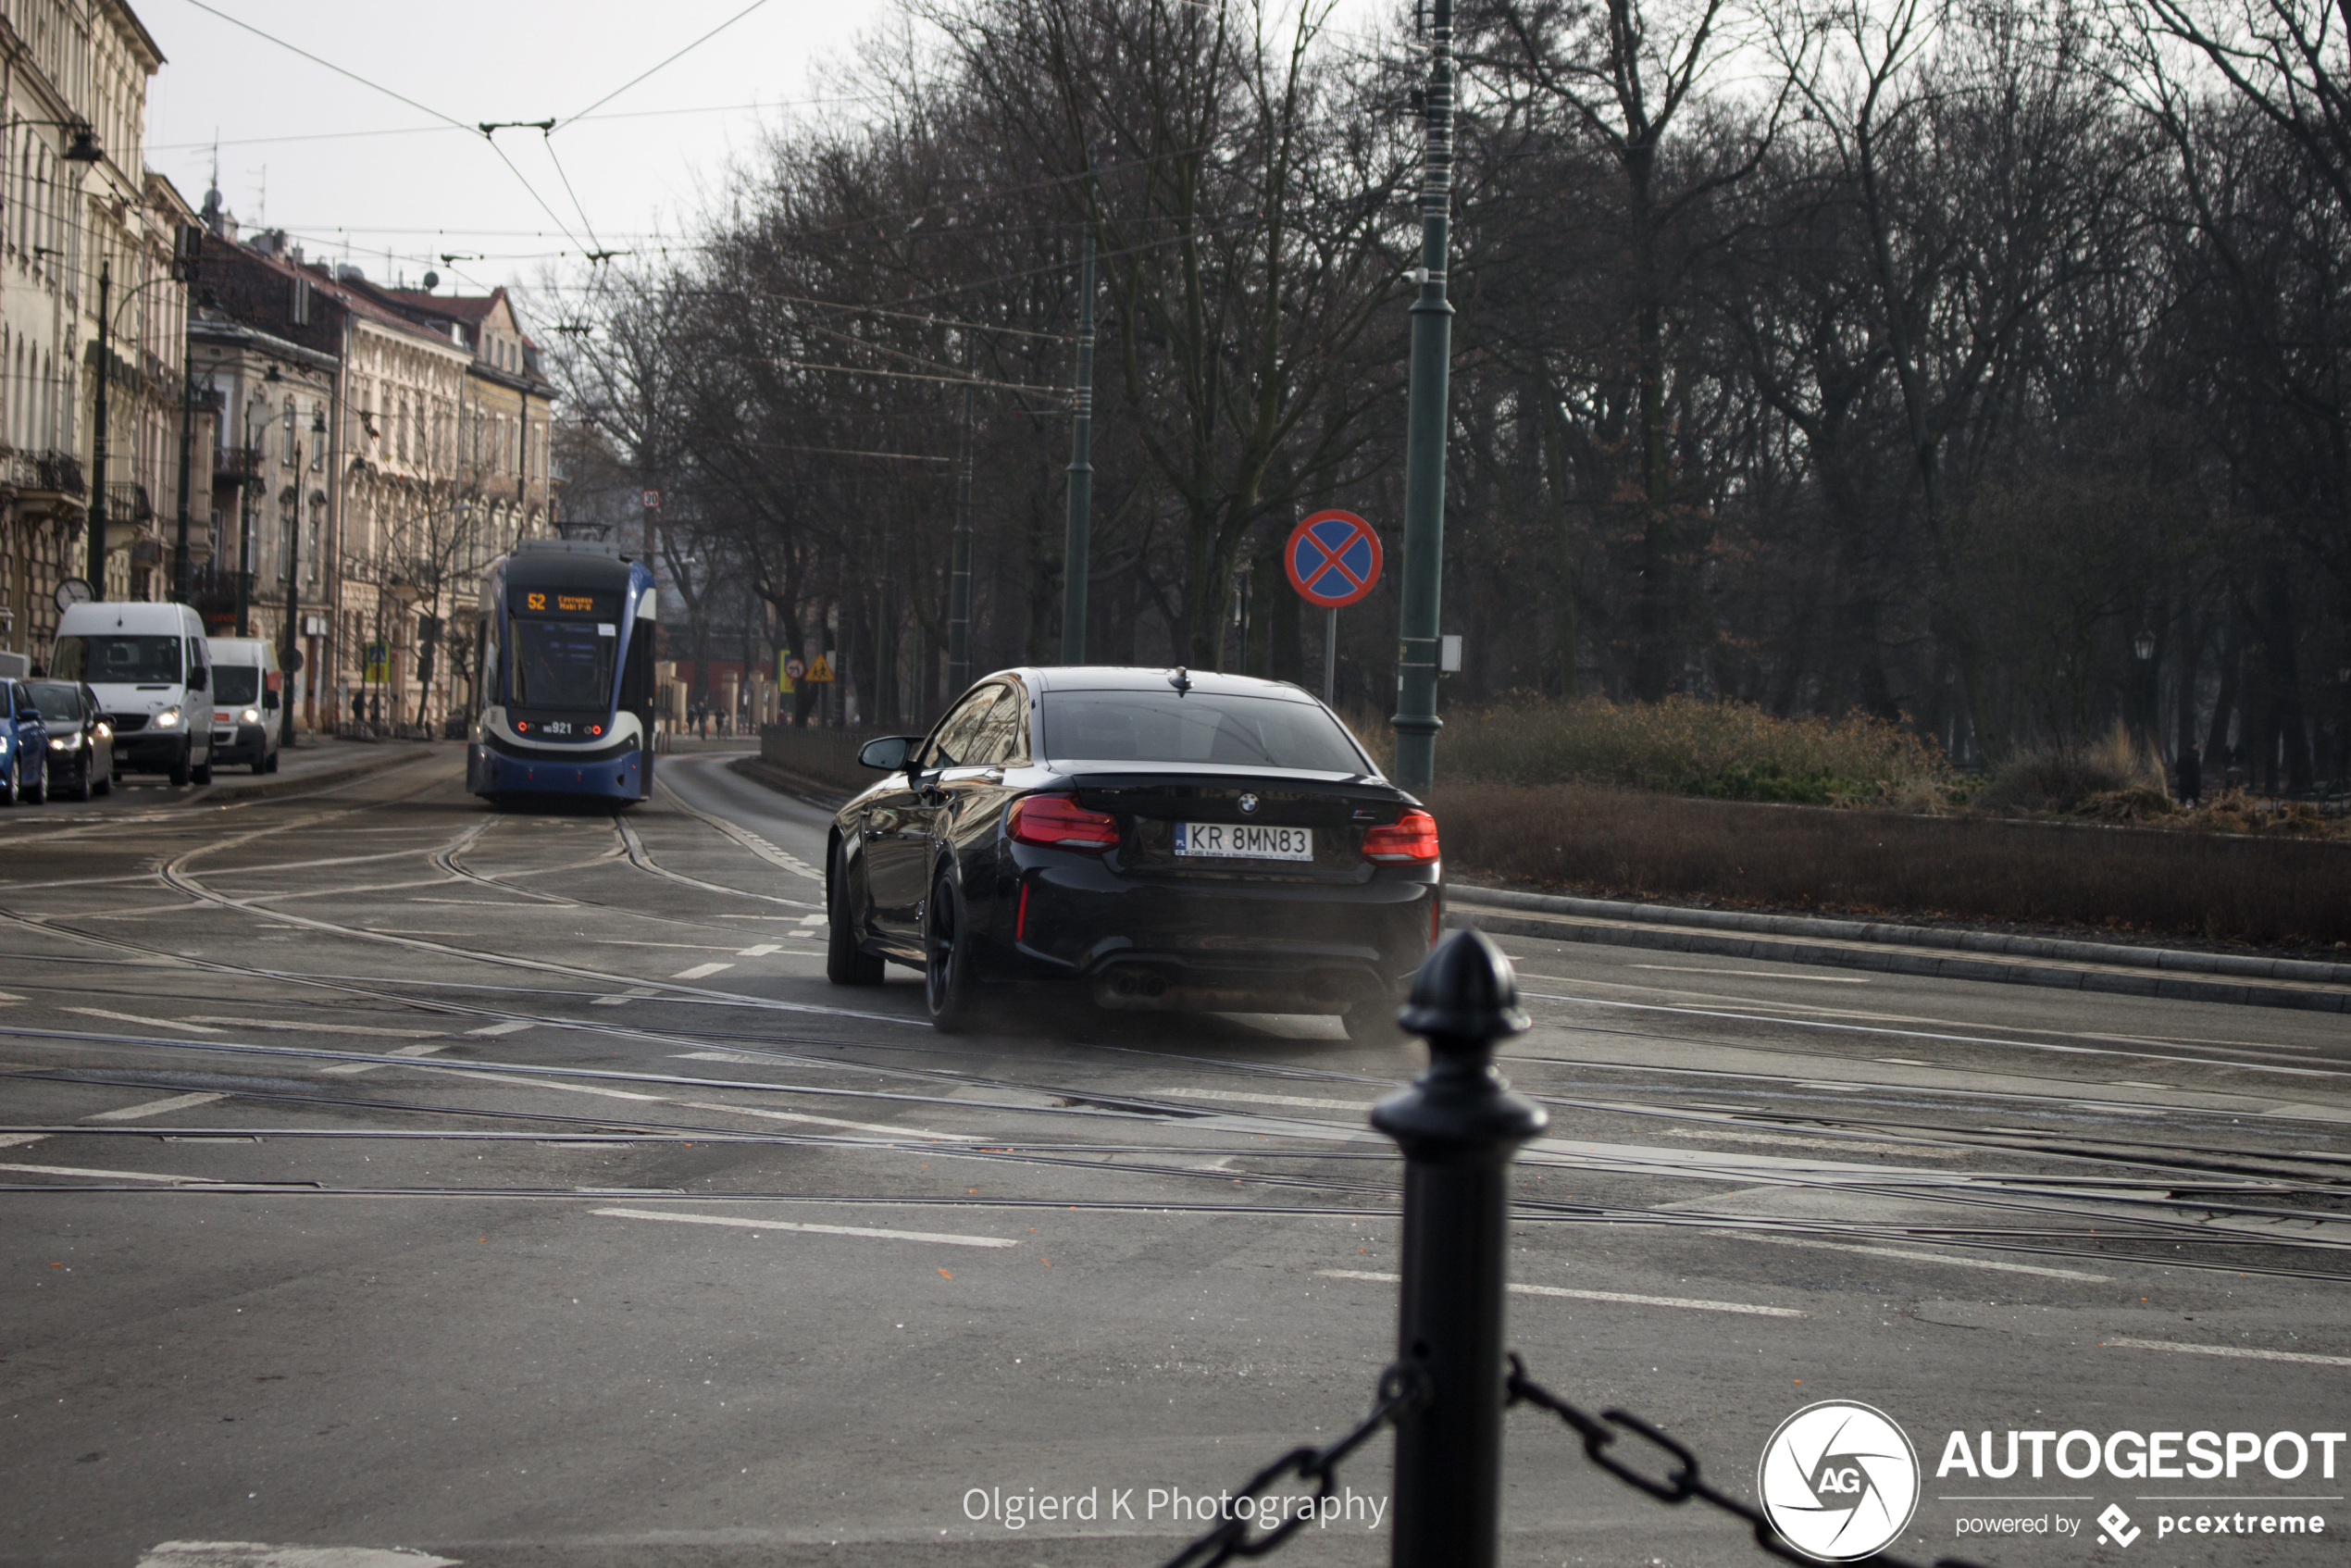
1316;1269;1805;1318
672;962;734;980
592;1206;1015;1248
322;1042;453;1076
591;986;660;1006
2105;1338;2351;1367
464;1021;535;1037
135;1543;462;1568
85;1092;227;1122
67;1007;222;1033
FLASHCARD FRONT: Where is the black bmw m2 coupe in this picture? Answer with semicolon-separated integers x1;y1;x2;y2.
824;666;1442;1035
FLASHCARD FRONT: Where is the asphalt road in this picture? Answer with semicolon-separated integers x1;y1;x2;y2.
2;748;2345;1568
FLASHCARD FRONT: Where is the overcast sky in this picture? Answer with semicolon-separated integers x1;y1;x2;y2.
142;0;880;328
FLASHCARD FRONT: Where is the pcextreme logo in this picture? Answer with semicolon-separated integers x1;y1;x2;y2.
1759;1401;1923;1562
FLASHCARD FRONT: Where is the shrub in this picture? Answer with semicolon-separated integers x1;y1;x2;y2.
1426;782;2351;948
1975;720;2171;815
1424;694;1952;804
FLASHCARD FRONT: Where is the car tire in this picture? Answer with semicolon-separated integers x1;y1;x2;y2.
0;765;18;807
923;869;982;1033
67;753;92;803
168;744;192;788
25;760;44;805
253;750;268;777
1342;996;1404;1045
95;768;113;796
192;751;213;785
826;843;885;987
266;750;280;774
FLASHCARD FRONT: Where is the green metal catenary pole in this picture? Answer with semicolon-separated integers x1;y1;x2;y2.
947;374;976;693
1059;227;1096;666
1390;0;1457;792
87;259;110;600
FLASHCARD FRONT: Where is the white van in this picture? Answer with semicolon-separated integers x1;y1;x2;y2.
205;637;280;775
52;602;217;786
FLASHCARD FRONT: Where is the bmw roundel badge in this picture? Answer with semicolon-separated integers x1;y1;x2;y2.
1238;793;1260;814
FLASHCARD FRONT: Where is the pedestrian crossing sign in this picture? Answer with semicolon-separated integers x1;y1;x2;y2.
805;653;835;683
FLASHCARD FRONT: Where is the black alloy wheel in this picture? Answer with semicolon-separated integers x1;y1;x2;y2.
825;840;884;987
923;869;980;1033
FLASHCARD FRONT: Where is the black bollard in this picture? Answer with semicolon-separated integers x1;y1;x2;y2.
1373;927;1548;1568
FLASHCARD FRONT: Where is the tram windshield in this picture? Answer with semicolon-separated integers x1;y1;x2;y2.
509;616;616;711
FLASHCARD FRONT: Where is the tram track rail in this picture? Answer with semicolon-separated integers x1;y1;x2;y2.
4;763;2349;1295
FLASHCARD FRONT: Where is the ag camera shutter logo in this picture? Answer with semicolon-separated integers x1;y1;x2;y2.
1758;1401;1922;1562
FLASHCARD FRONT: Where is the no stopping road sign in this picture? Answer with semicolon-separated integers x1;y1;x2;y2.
1285;510;1382;608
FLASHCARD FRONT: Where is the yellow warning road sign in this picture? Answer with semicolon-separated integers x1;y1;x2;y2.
805;653;836;683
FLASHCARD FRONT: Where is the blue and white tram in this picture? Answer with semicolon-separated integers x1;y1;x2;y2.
466;539;659;804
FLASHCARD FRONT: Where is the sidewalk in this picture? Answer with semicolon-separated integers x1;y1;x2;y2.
1446;884;2351;1014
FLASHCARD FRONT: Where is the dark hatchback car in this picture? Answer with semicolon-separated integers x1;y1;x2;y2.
826;666;1441;1035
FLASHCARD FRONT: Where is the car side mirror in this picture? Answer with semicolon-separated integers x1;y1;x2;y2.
188;667;208;691
857;735;916;771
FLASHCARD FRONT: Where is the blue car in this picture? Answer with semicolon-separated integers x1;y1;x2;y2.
0;678;47;805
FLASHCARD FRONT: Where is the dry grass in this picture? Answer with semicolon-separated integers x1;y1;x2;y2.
1362;695;1953;803
1427;782;2351;949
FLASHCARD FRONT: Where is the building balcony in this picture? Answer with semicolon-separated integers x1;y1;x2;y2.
4;450;88;517
105;482;154;524
215;445;265;488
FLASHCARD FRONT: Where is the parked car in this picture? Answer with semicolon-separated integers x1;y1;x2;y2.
824;666;1441;1036
52;601;216;787
25;681;111;801
204;637;280;775
0;677;50;805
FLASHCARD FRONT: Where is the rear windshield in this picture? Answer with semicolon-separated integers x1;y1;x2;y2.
1041;691;1369;773
213;666;261;704
53;634;183;684
24;682;81;722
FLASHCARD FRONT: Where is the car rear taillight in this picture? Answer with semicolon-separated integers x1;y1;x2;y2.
1362;809;1440;864
1009;792;1120;852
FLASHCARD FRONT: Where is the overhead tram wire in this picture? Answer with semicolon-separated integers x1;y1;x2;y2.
176;0;477;133
171;0;597;268
147;95;886;154
556;0;780;131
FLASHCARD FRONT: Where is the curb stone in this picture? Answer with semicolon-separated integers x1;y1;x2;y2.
1448;884;2351;986
1443;890;2351;1014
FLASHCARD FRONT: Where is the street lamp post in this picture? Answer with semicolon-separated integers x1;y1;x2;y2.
88;260;109;600
1390;0;1459;791
281;407;323;750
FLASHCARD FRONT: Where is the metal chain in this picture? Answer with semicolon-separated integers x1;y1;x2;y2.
1505;1355;1984;1568
1158;1363;1428;1568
